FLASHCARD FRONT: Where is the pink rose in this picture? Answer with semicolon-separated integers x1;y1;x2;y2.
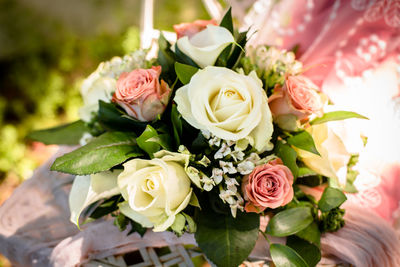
113;66;171;121
173;19;217;39
242;159;294;213
268;75;323;121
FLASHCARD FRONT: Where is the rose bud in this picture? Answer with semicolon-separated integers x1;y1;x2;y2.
242;159;294;213
173;19;217;39
268;75;323;122
113;66;171;122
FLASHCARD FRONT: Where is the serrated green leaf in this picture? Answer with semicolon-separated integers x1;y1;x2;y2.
195;210;259;267
288;131;320;156
287;236;321;267
310;111;368;125
114;213;129;231
275;141;299;178
220;7;233;33
27;120;89;145
51;132;142;175
174;62;199;84
266;207;313;237
318;187;347;212
270;243;309;267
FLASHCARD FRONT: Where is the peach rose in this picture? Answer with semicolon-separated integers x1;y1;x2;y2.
268;75;323;121
242;159;294;213
113;66;170;121
173;19;217;39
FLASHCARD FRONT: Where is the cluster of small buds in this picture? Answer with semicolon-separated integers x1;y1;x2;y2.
98;50;148;79
219;186;244;217
249;45;303;76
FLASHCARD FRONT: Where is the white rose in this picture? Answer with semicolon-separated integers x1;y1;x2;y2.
118;152;193;232
174;66;274;152
176;25;234;68
79;71;116;122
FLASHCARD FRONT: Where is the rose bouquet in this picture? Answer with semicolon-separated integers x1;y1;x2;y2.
28;9;368;267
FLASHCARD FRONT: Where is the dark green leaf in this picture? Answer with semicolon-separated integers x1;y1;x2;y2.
270;243;309;267
310;111;368;125
157;33;176;76
220;7;233;33
318;187;347;212
171;104;182;147
287;236;321;267
275;141;299;178
136;125;172;158
174;43;200;68
287;131;320;156
266;207;313;237
97;101;146;133
215;44;233;67
295;222;320;247
227;31;248;68
128;220;147;237
27;120;89;145
174;62;199;84
114;213;129;231
89;195;122;220
195;210;259;267
51;132;142;175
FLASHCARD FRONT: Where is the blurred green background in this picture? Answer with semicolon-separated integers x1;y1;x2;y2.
0;0;209;265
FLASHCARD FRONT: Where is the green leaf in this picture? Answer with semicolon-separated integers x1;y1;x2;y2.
215;44;233;67
128;219;147;237
174;62;199;84
275;141;299;178
51;132;142;175
297;167;318;177
266;207;313;237
157;33;176;76
318;187;347;212
310;111;368;125
270;243;309;267
287;236;321;267
171;104;183;147
27;120;89;145
182;212;197;233
136;125;172;158
174;43;200;68
97;101;146;133
114;213;129;231
171;213;186;236
220;7;233;33
287;131;320;156
89;195;122;220
295;222;321;247
195;210;259;267
227;30;248;69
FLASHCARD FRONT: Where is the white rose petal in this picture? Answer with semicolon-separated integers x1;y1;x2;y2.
176;25;234;68
69;170;121;227
174;66;274;152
